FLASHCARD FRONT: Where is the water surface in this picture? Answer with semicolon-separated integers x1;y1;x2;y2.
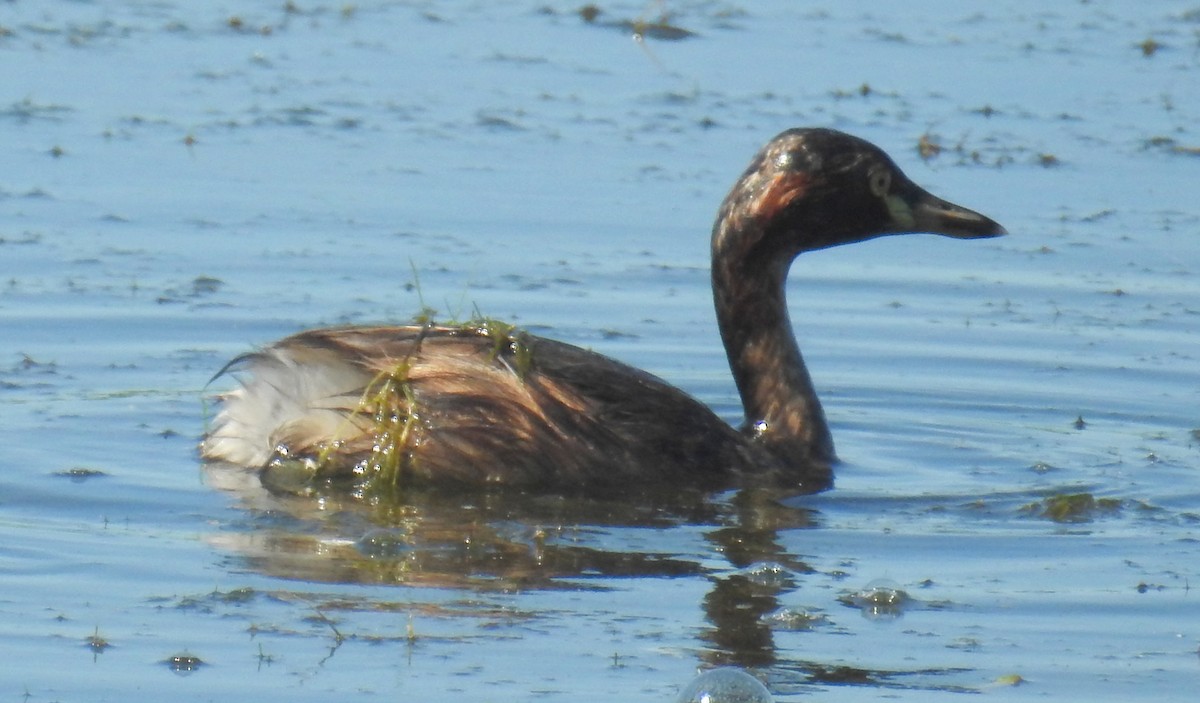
2;2;1198;701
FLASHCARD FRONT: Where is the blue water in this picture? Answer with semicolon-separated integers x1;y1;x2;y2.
2;2;1198;701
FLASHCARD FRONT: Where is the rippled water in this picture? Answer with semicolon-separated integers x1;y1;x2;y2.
2;2;1198;701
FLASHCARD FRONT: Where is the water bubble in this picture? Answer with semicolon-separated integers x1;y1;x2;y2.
676;667;773;703
764;606;827;631
356;528;412;557
847;578;910;620
740;562;795;589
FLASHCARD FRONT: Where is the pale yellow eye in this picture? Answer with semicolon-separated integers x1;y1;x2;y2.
868;167;891;196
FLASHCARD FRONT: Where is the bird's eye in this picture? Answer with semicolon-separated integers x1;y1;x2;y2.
868;167;891;197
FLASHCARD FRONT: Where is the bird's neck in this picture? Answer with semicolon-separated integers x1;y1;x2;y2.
711;238;836;470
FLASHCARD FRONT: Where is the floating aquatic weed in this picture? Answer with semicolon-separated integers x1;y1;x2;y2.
1022;493;1123;523
241;299;540;501
842;578;910;620
349;360;423;499
676;667;773;703
285;358;426;501
345;314;532;494
308;314;533;500
467;316;534;380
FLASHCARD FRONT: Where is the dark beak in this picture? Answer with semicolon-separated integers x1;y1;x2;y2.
902;184;1007;240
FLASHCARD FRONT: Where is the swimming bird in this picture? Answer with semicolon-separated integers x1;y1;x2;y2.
201;128;1004;495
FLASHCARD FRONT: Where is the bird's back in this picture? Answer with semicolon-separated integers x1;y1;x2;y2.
202;324;769;492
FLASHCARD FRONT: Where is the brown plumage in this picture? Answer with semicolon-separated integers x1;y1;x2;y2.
201;128;1005;495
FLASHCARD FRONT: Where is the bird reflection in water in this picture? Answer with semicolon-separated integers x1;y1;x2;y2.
205;462;813;669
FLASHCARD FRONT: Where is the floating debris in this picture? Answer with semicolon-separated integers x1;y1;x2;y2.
163;652;205;674
191;275;223;295
0;97;73;123
1144;135;1200;156
917;132;942;161
1037;153;1061;168
907;130;1038;168
773;659;977;691
176;586;259;611
85;627;111;654
578;3;697;41
53;467;107;482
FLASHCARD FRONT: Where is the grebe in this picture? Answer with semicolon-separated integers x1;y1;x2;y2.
201;128;1004;494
